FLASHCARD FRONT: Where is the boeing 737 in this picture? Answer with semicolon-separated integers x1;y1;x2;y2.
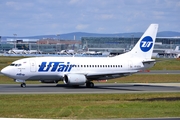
1;24;159;88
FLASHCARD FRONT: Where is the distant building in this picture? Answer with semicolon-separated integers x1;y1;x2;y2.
1;36;180;56
0;38;81;53
81;37;180;55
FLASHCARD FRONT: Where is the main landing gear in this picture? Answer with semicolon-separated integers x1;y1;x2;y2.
20;83;26;88
86;82;94;88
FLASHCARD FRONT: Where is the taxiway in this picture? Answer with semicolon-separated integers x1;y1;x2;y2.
0;83;179;94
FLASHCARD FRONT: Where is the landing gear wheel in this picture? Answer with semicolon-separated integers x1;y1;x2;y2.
86;82;94;88
21;83;26;88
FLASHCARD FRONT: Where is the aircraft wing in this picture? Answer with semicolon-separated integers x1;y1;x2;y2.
86;70;139;80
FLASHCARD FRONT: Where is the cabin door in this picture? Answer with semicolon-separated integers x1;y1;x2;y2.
30;60;36;72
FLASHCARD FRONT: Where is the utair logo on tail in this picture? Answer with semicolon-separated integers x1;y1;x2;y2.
140;36;153;52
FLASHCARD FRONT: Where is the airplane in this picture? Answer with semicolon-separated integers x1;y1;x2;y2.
8;48;27;54
1;24;159;88
157;46;180;58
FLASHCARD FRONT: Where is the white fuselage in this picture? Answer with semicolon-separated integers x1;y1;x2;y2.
1;56;147;82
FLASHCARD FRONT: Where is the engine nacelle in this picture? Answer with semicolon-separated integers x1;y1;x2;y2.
64;74;87;85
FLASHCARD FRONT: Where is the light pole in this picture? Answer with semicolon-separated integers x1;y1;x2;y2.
0;36;1;51
37;40;39;52
56;34;60;41
13;34;17;49
131;34;134;46
56;34;60;51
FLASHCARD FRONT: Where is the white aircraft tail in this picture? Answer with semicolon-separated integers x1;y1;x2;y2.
175;46;179;51
116;24;158;60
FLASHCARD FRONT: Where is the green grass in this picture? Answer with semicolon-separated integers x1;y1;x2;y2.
0;56;27;70
0;93;180;119
0;57;180;119
151;58;180;70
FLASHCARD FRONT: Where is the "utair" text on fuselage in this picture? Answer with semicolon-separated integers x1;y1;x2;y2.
38;62;74;72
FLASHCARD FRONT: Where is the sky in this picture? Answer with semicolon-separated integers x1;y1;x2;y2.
0;0;180;37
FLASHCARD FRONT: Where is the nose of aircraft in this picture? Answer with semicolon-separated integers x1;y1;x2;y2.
1;67;9;76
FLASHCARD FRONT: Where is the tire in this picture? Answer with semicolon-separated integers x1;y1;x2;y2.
86;82;94;88
21;83;26;88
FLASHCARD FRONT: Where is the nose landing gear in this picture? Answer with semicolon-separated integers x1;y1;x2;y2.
14;79;26;88
20;83;26;88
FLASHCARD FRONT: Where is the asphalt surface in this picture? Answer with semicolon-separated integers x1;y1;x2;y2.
0;83;180;94
0;70;180;94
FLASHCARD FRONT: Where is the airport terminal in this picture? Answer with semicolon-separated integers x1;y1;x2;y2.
0;36;180;57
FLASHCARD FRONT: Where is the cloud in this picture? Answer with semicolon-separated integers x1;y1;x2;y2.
33;12;53;20
5;1;33;10
68;0;86;5
153;11;165;19
97;27;106;32
69;0;80;4
176;1;180;7
50;23;59;29
0;0;180;36
76;24;89;30
99;14;114;20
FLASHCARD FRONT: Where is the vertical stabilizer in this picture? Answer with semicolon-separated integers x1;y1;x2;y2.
175;46;179;51
119;24;158;60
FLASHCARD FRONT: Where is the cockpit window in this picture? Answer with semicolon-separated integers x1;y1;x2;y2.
10;64;15;66
10;64;21;67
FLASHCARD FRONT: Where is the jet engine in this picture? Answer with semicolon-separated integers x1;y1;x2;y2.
63;74;87;85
